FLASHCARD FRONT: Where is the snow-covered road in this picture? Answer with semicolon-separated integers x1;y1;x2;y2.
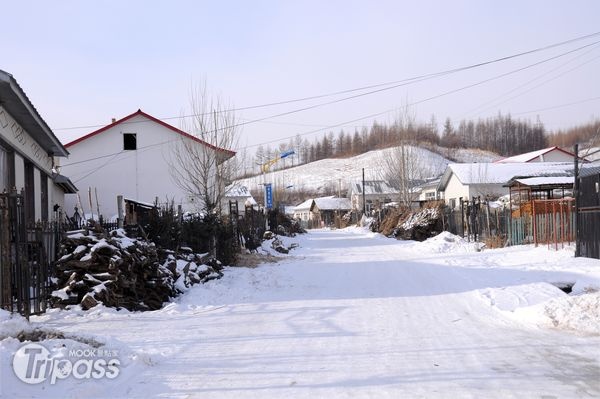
3;228;600;398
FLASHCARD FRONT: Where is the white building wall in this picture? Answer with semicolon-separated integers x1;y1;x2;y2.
442;174;470;208
62;115;220;218
14;153;24;192
538;150;573;162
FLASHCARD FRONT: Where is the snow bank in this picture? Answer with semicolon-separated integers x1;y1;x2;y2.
478;282;600;335
0;310;31;340
515;291;600;335
409;231;483;253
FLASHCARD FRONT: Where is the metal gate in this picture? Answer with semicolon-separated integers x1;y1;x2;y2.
0;190;52;318
577;171;600;259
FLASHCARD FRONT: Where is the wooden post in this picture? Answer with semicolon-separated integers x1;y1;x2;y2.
95;188;101;220
117;195;124;229
531;198;538;247
88;187;94;221
574;144;580;257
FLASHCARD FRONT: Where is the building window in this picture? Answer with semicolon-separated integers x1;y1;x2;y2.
24;161;35;222
123;133;137;150
41;174;48;221
449;198;456;209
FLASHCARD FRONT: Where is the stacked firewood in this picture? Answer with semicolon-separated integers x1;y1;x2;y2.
51;229;223;311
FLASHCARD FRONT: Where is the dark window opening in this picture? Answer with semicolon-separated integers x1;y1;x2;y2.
41;174;48;221
25;161;35;223
123;133;137;150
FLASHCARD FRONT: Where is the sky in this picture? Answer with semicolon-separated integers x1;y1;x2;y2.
1;0;599;154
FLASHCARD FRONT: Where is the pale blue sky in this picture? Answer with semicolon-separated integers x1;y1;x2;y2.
2;0;599;151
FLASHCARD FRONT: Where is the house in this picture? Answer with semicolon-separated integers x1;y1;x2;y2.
0;69;76;222
293;196;352;228
221;184;257;216
495;146;585;163
61;109;235;219
437;162;575;209
347;180;399;213
412;178;441;206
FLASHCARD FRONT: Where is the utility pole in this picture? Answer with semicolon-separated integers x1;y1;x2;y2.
362;168;366;215
574;143;580;257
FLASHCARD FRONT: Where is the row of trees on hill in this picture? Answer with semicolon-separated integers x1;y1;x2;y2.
547;119;600;150
249;113;547;176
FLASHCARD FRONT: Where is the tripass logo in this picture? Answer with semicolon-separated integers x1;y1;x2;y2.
12;342;121;385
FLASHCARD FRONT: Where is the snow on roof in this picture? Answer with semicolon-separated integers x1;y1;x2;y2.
314;196;352;211
438;162;574;190
123;198;156;209
225;184;252;198
512;176;574;186
283;206;296;215
495;146;576;163
294;196;352;212
350;180;399;195
294;198;315;211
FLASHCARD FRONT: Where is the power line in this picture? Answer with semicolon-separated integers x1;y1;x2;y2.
59;38;600;173
462;44;600;118
237;39;600;150
512;96;600;116
53;30;600;132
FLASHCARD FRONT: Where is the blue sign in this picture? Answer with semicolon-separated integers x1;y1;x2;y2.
265;183;273;209
280;149;295;159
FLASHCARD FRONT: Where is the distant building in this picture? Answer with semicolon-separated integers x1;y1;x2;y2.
495;146;585;163
347;180;399;213
61;109;235;218
222;184;257;216
412;178;441;206
0;69;76;222
437;162;575;209
293;196;352;228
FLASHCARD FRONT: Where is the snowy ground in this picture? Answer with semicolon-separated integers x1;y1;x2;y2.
2;228;600;398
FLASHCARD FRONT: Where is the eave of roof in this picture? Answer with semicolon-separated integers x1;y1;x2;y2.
53;174;78;194
0;70;68;157
64;109;236;159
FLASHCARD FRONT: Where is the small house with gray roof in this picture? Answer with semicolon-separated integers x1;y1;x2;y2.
347;180;400;213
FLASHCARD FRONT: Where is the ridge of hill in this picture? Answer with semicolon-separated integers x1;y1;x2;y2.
235;146;499;195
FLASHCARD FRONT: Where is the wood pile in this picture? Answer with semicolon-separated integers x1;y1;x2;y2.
51;229;223;311
377;203;444;241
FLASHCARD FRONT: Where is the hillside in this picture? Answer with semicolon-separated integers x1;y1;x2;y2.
235;145;498;196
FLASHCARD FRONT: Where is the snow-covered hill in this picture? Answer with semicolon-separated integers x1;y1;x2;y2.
235;146;498;195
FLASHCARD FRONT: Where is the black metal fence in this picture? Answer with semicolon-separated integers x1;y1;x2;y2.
441;197;510;244
577;171;600;259
0;190;63;318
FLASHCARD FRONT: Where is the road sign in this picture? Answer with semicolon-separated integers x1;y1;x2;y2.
265;183;273;209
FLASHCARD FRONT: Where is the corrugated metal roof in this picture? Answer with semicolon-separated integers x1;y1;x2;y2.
350;180;399;195
438;162;574;191
579;163;600;178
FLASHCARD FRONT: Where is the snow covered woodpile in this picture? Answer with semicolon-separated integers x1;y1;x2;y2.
51;229;223;311
377;204;444;241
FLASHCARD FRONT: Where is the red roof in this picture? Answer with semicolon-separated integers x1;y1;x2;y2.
64;109;236;158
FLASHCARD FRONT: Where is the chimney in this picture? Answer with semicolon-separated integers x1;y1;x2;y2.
111;118;116;123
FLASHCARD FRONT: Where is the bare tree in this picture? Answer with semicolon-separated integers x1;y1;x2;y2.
168;83;238;215
379;107;436;205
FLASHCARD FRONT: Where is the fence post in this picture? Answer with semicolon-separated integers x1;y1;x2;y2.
117;195;124;229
